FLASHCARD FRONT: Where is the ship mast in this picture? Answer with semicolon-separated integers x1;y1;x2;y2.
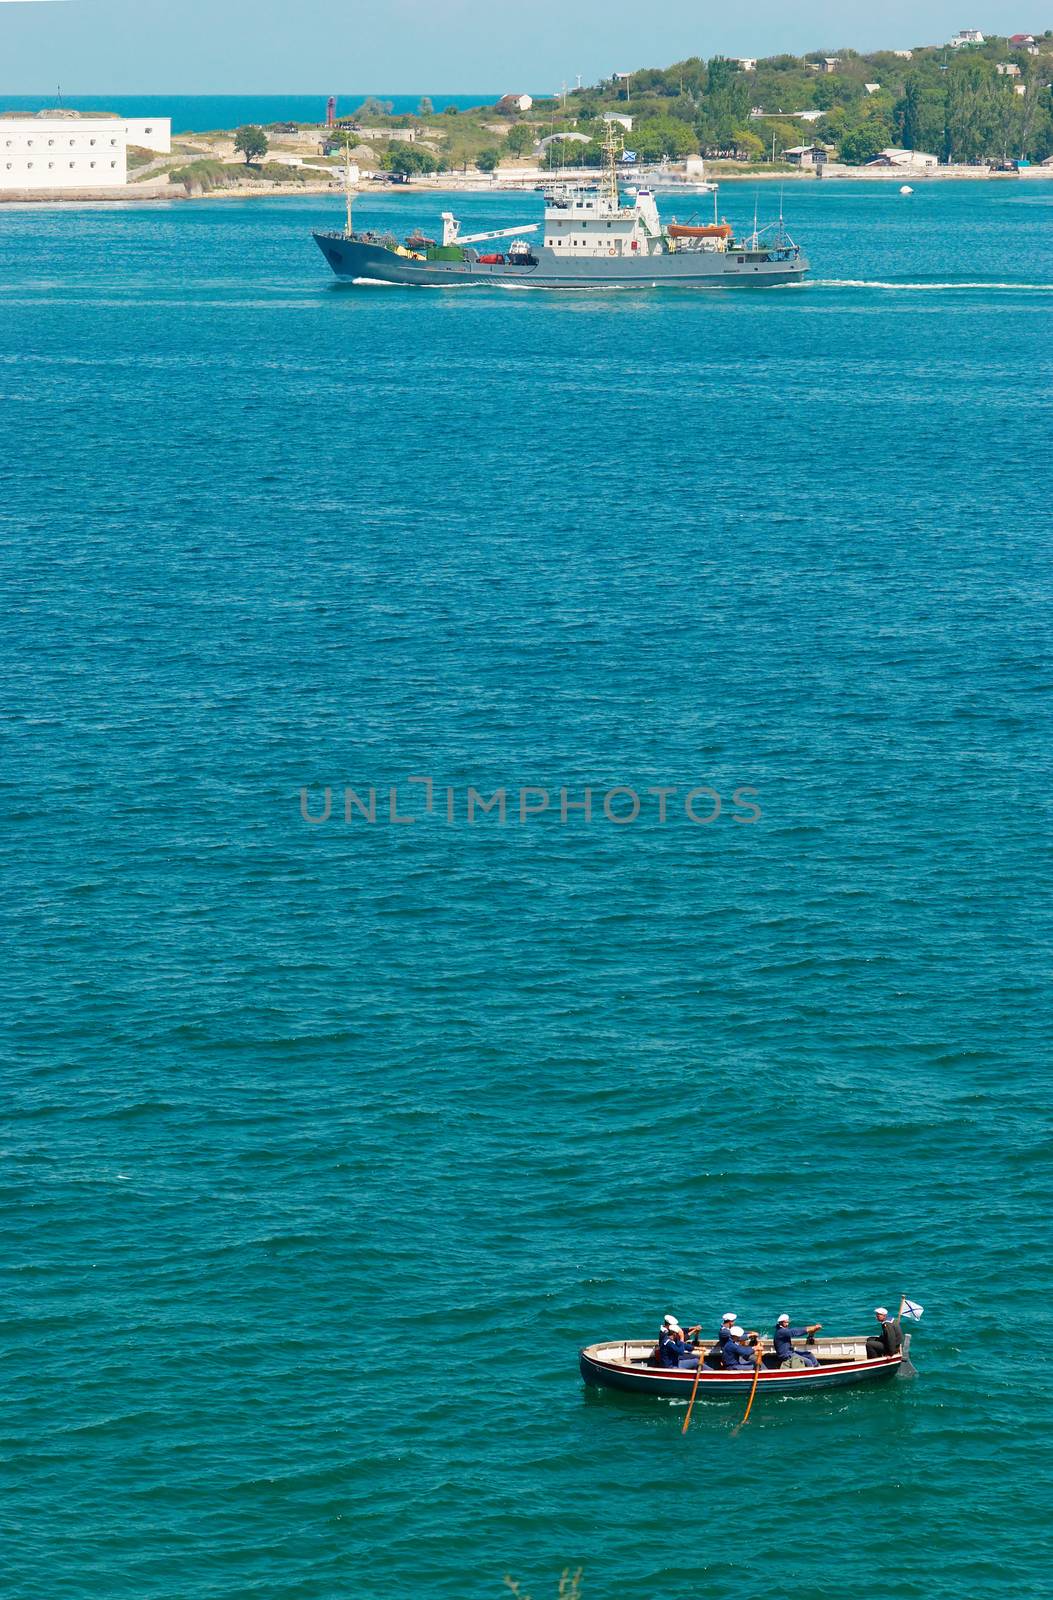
600;119;622;208
344;135;354;237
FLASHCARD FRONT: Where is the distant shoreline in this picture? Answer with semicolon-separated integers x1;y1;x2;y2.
3;164;1051;207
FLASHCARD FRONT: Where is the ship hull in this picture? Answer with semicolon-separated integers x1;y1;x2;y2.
313;233;808;288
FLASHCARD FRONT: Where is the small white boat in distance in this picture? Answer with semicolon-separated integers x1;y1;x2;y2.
900;184;914;194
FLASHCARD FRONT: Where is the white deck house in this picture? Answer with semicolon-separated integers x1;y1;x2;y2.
0;110;171;190
542;181;665;259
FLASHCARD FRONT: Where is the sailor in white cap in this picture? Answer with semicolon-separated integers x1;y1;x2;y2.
720;1325;760;1371
773;1312;822;1367
717;1312;738;1351
658;1312;702;1370
697;1313;739;1371
866;1305;903;1360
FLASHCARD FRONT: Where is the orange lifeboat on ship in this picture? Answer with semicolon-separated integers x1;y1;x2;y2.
668;223;734;239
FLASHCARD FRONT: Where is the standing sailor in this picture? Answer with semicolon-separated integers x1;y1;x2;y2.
866;1306;903;1359
773;1313;822;1367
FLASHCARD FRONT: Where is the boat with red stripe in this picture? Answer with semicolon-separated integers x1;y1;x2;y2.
580;1333;913;1399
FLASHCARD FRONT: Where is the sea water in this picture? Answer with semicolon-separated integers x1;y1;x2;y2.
2;180;1052;1600
0;94;500;133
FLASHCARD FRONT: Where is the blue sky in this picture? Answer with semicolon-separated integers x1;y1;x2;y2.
0;1;1040;93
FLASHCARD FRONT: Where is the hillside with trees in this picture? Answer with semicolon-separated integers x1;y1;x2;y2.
321;34;1053;173
552;36;1053;167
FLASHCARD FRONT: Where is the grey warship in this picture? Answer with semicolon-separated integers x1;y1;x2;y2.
313;128;808;290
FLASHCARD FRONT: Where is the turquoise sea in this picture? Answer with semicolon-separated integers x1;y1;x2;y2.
0;95;500;133
3;181;1052;1599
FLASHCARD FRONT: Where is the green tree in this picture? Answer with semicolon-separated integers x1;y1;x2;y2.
838;122;886;164
385;143;440;176
706;56;737;94
897;76;946;153
504;122;536;156
476;147;501;173
633;116;698;160
730;128;765;159
234;126;268;165
417;97;434;117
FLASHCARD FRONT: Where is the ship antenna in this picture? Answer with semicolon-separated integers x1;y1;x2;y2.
344;133;354;238
752;191;759;248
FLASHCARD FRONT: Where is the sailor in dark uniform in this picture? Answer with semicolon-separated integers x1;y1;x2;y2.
721;1326;759;1371
865;1306;903;1359
773;1313;822;1367
702;1312;737;1368
658;1314;701;1369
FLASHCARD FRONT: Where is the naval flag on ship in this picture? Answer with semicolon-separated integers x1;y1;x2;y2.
899;1297;924;1321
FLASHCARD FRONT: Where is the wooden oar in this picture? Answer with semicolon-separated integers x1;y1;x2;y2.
681;1343;705;1435
740;1345;763;1427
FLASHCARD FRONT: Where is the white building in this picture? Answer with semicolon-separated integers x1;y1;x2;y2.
123;117;171;153
996;62;1021;76
867;146;939;168
496;93;533;114
783;143;831;167
864;82;881;94
893;49;914;59
0;110;171;189
731;58;757;72
949;29;985;48
601;112;633;131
